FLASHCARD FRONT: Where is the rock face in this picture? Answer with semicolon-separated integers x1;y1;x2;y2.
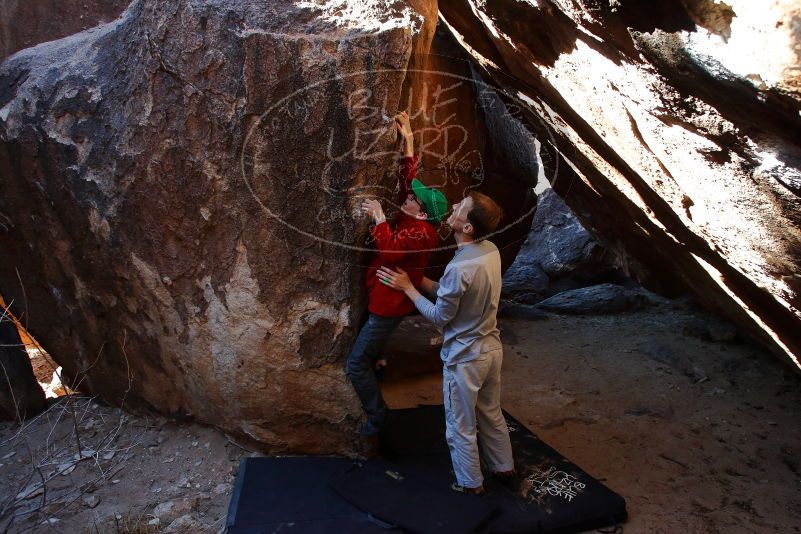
0;0;431;454
0;0;129;60
0;0;537;452
403;24;539;275
382;315;443;381
439;0;801;369
503;188;622;303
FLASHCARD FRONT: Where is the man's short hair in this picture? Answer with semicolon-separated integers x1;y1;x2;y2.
467;192;504;240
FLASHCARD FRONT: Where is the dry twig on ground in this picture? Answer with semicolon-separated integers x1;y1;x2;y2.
0;328;144;532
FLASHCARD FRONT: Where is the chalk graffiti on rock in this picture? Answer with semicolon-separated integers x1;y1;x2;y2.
240;67;545;257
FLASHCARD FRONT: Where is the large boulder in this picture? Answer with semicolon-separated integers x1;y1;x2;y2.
529;189;616;279
0;0;434;454
439;0;801;370
503;188;621;302
0;0;537;453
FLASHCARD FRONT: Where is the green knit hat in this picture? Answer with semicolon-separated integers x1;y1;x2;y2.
411;179;448;223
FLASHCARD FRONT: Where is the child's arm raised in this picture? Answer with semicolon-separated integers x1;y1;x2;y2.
395;111;417;203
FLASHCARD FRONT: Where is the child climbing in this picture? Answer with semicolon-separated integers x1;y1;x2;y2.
345;111;448;437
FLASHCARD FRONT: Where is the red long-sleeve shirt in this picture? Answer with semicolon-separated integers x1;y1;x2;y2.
365;154;439;317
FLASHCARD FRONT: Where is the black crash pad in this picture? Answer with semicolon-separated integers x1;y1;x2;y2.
226;456;389;533
329;459;498;534
380;405;628;533
227;407;626;534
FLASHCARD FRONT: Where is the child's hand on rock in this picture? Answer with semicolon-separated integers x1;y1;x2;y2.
361;199;386;224
394;111;412;140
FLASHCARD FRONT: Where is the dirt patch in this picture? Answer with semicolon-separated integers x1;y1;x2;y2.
0;397;247;533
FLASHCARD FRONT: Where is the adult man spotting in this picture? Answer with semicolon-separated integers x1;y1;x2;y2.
377;192;515;494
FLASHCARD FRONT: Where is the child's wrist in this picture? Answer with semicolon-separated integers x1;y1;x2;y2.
402;137;414;155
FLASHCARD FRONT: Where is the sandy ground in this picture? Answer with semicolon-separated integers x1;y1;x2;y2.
384;305;801;533
0;301;799;533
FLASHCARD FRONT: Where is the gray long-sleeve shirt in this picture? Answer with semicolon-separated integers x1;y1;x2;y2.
413;239;503;366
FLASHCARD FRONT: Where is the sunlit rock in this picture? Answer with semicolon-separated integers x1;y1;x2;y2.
439;0;801;369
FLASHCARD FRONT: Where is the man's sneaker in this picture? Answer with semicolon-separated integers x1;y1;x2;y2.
450;482;485;495
358;420;382;437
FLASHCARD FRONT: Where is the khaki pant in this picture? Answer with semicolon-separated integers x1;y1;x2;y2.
443;348;514;488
